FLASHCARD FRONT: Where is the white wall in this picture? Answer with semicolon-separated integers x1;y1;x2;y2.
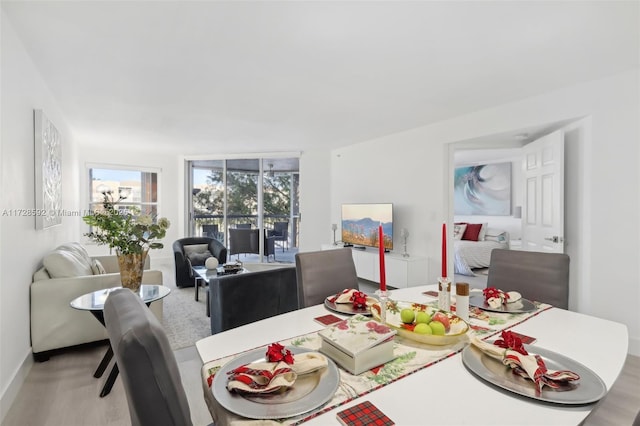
0;14;81;419
298;148;332;253
331;70;640;356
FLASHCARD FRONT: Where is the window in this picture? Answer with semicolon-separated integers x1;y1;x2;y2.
89;168;159;218
188;157;300;257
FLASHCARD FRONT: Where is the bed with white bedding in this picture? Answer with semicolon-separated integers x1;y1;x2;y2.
453;228;509;276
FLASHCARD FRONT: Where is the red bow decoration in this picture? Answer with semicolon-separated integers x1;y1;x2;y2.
483;287;509;303
265;343;294;364
350;290;368;309
493;330;528;355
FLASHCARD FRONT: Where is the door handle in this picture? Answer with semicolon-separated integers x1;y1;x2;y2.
544;236;564;243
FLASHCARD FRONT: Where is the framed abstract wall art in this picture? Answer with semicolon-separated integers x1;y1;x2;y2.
454;162;511;216
34;109;62;229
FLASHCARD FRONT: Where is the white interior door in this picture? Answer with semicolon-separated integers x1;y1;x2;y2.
521;130;565;253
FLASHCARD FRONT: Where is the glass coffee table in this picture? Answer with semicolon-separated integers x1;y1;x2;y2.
70;285;170;397
192;265;248;316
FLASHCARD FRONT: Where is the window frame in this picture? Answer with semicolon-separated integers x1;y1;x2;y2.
84;164;163;239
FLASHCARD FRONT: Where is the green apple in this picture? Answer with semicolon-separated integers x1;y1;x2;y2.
415;311;432;324
400;308;415;324
429;321;446;336
413;323;433;334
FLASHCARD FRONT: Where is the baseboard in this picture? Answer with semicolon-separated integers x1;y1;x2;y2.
0;349;33;423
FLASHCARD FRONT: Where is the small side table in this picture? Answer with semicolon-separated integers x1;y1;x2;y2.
70;285;170;397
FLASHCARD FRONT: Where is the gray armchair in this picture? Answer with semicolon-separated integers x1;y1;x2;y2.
173;237;228;288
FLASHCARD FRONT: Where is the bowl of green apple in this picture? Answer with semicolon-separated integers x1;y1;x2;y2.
371;300;469;346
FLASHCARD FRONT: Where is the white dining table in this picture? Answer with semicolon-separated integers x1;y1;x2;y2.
195;285;628;425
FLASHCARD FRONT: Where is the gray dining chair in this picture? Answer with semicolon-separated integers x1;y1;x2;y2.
295;248;359;307
486;249;570;309
104;288;205;426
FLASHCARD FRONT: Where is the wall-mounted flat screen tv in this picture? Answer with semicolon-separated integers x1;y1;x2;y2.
341;203;393;250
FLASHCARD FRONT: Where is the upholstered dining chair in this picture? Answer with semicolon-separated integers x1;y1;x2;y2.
208;266;298;334
486;249;570;309
104;288;206;426
295;248;359;308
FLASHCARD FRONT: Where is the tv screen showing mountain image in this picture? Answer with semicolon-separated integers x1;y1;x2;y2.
341;203;393;250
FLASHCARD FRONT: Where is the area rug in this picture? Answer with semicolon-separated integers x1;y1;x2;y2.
156;262;211;350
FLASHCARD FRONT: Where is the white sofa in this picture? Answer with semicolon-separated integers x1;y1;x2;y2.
30;242;164;361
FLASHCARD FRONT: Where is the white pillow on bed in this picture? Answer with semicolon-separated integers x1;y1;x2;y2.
453;224;467;240
478;223;489;241
484;228;507;243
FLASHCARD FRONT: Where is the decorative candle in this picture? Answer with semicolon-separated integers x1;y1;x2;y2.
379;224;386;291
442;222;447;278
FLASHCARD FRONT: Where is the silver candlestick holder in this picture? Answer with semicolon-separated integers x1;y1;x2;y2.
331;223;337;245
375;289;390;324
400;228;409;257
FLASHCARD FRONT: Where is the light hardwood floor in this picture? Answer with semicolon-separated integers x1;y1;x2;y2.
2;340;638;425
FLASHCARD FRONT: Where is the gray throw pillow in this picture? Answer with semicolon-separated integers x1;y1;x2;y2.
186;251;213;267
183;244;209;256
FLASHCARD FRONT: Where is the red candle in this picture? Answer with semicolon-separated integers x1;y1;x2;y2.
442;222;447;278
379;224;386;291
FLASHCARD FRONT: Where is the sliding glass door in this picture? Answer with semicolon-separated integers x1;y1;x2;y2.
188;157;299;261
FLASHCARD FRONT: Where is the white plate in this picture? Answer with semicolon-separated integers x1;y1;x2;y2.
462;343;606;405
212;347;340;420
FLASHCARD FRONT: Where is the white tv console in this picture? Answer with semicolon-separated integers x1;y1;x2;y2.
320;244;428;289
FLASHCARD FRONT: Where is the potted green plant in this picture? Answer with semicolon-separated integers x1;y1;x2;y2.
83;190;170;291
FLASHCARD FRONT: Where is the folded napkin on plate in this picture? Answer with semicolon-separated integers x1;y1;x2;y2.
470;336;580;393
483;287;523;309
329;289;377;306
227;352;328;394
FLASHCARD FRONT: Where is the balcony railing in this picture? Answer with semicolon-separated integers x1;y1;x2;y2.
193;214;299;248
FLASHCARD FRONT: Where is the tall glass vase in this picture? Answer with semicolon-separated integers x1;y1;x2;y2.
116;249;148;292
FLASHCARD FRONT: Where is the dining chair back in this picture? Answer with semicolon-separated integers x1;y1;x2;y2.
201;224;218;239
295;248;359;308
209;266;298;334
103;288;195;426
271;221;289;251
486;249;570;309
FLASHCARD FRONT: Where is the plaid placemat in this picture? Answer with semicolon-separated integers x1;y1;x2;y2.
202;303;552;425
335;400;394;426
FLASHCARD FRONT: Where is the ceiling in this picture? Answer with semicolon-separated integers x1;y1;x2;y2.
2;1;638;155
